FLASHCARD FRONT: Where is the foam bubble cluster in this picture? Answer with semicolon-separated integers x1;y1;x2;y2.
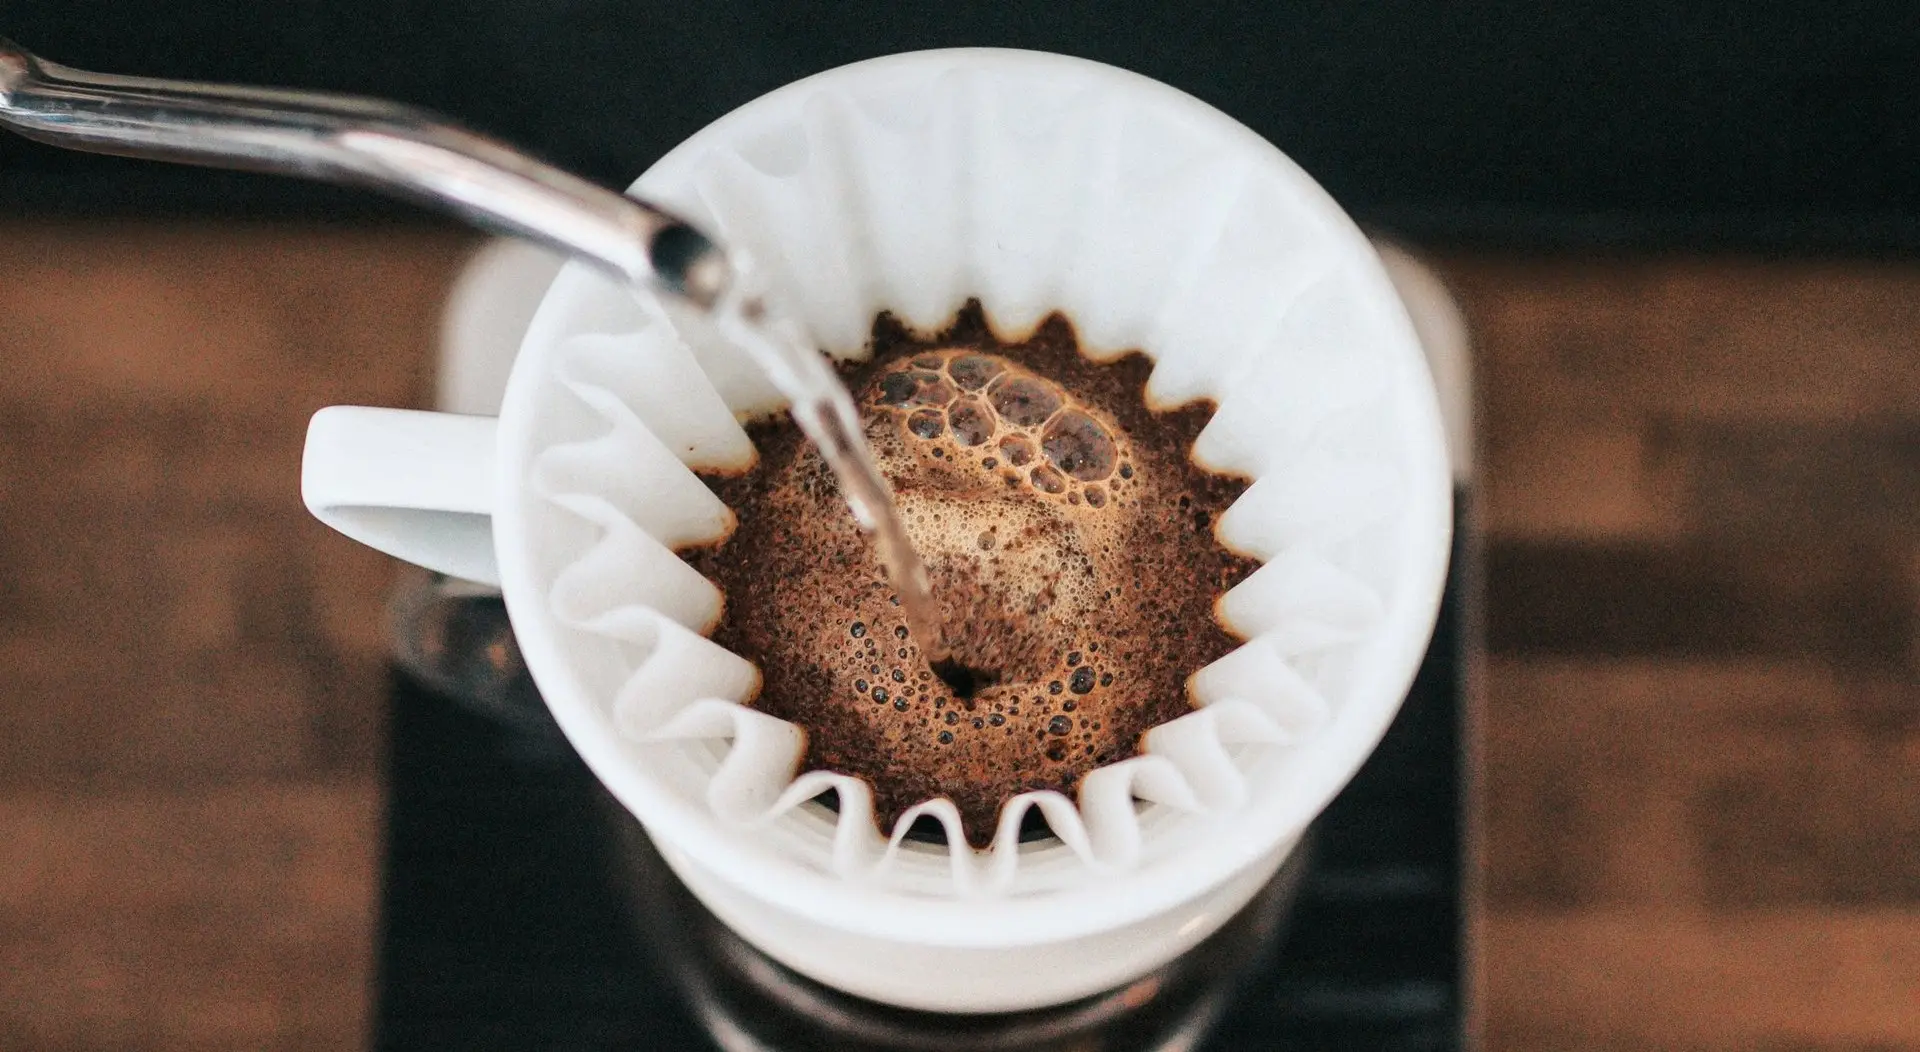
870;350;1130;512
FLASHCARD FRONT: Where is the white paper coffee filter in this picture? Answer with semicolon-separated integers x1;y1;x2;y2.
502;51;1450;904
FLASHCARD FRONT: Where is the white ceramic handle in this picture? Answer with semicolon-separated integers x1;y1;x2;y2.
302;406;501;585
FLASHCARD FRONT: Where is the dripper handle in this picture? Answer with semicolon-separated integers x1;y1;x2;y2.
302;407;502;586
0;35;729;306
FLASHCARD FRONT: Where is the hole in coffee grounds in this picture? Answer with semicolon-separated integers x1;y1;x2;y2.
930;657;997;699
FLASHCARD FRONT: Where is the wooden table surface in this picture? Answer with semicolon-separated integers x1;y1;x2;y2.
0;224;1912;1051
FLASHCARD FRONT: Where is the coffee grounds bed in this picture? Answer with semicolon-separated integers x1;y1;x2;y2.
372;493;1473;1052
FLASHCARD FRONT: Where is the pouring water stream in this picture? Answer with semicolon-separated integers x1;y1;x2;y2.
0;36;950;658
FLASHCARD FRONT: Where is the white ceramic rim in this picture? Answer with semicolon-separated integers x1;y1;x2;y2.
495;47;1452;948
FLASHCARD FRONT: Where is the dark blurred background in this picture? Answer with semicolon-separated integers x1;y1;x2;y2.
7;0;1920;249
0;4;1915;1052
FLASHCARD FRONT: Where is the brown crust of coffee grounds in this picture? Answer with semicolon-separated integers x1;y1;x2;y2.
678;300;1260;848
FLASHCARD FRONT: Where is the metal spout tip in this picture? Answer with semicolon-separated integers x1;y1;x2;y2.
0;38;32;104
647;222;733;308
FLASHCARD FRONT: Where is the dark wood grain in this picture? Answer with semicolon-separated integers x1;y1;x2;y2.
1486;538;1914;665
1671;418;1920;542
1484;911;1920;1052
1446;254;1920;1052
0;785;383;1052
1484;658;1919;910
0;223;469;1052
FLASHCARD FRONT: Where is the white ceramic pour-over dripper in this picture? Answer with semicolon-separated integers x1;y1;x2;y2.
301;49;1452;1013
